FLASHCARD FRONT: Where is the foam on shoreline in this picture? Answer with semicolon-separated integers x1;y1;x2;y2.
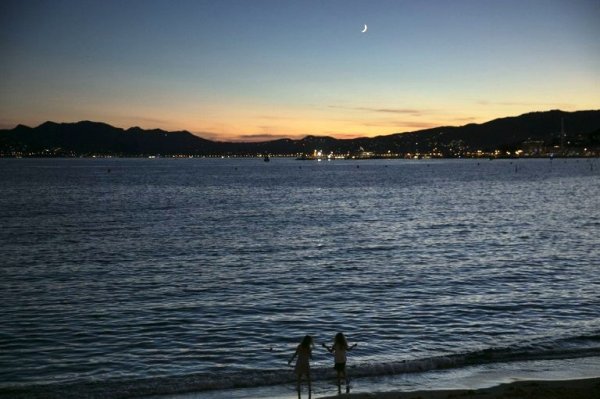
148;356;600;399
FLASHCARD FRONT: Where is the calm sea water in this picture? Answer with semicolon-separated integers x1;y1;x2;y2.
1;158;599;397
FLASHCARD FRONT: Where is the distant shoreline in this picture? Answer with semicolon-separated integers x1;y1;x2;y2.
2;110;599;159
1;154;599;160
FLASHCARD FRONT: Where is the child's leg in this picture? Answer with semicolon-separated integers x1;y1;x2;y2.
296;374;301;399
345;375;350;393
342;369;349;393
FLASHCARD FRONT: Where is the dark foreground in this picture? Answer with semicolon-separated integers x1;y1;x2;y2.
322;377;600;399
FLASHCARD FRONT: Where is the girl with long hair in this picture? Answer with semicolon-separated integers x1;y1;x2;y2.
288;335;314;399
322;332;357;394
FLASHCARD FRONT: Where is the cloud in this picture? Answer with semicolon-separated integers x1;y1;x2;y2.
476;100;571;108
128;116;174;126
329;105;430;116
229;133;305;142
256;115;300;121
359;108;425;115
360;120;439;129
451;116;478;122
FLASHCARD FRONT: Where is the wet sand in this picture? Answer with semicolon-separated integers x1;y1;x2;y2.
320;377;600;399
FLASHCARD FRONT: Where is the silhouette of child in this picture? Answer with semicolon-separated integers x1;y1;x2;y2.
288;335;313;399
323;332;357;394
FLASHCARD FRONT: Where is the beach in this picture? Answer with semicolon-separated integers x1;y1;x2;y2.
321;378;600;399
145;355;600;399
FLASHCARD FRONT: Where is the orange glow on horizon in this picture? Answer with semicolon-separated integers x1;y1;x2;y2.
5;100;598;143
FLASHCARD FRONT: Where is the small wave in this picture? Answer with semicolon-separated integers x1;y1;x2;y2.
3;332;599;399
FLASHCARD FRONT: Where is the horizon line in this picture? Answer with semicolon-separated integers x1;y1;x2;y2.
3;108;598;143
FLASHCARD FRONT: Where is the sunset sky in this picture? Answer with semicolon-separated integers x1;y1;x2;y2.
1;0;599;141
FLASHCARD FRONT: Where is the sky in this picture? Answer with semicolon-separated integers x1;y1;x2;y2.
1;0;599;141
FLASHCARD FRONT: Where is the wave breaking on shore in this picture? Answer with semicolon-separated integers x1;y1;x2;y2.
2;332;600;399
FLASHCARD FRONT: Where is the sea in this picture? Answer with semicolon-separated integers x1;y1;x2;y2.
1;157;599;398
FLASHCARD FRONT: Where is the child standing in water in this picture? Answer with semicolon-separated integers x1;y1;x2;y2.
288;335;313;399
323;332;357;394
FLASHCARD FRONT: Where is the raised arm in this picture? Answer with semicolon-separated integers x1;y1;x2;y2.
349;343;357;350
288;348;298;365
322;342;333;353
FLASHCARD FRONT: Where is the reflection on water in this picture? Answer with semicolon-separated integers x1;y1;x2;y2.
1;158;599;389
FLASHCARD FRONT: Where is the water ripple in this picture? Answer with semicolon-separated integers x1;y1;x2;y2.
1;158;599;387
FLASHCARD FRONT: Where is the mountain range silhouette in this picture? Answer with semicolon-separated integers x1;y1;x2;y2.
1;110;599;156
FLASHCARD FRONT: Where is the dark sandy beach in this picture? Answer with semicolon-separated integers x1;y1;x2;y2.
321;377;600;399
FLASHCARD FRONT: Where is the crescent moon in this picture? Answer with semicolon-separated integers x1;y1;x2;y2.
361;24;368;33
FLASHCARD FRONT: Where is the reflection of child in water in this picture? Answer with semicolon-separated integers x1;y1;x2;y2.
288;335;313;399
322;332;357;394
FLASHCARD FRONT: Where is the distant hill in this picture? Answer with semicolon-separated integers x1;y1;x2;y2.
0;121;221;156
1;110;599;157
